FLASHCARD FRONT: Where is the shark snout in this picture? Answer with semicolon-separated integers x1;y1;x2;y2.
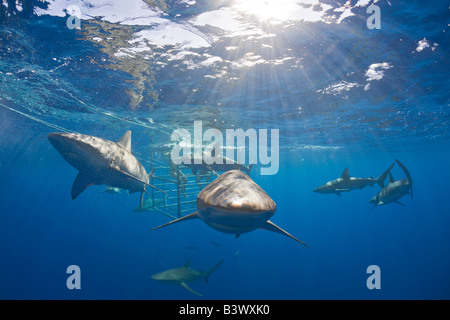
313;186;324;193
48;132;76;154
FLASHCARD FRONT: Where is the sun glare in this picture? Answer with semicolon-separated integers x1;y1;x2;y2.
232;0;321;23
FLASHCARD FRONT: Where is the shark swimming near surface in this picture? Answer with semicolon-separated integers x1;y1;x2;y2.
48;131;165;210
313;163;395;196
370;159;413;206
151;170;309;247
151;258;224;297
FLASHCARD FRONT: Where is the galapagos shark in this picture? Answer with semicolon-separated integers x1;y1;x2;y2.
370;159;413;206
151;258;224;297
48;131;165;209
151;170;309;247
179;151;253;176
313;163;395;196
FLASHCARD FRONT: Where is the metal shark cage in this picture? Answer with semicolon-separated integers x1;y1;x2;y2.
140;154;215;220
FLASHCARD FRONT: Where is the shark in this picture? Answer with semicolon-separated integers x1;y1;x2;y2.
103;186;127;195
151;170;309;247
151;258;224;297
179;151;253;176
370;159;413;206
313;163;395;196
47;131;165;210
134;195;165;212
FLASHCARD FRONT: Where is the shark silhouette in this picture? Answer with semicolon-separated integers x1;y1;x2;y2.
151;258;224;296
313;163;395;196
151;170;309;247
48;131;165;209
370;159;413;206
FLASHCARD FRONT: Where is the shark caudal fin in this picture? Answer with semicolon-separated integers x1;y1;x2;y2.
150;212;199;231
376;162;395;188
148;168;155;180
261;220;310;248
395;159;413;199
204;259;224;284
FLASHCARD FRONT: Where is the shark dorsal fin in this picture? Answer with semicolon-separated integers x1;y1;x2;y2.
389;172;395;183
184;258;191;268
341;168;350;180
117;130;132;152
210;141;221;158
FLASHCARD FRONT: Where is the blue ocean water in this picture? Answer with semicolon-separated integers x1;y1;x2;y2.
0;0;449;300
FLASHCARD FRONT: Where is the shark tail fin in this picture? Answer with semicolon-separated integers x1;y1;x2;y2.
395;159;413;199
261;221;310;248
376;162;395;188
150;212;199;231
204;259;224;284
148;168;155;180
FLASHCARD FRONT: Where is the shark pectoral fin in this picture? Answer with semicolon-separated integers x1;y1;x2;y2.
395;201;407;206
336;192;341;196
71;172;95;200
180;282;202;297
150;212;199;231
261;221;310;248
204;259;224;284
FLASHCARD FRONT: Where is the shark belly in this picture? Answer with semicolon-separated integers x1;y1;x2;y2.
197;206;275;235
380;184;410;204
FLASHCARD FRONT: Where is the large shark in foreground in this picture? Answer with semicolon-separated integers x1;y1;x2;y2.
48;131;165;209
151;170;309;247
313;163;395;196
151;258;224;296
370;159;413;206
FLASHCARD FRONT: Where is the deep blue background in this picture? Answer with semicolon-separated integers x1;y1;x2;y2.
0;0;449;299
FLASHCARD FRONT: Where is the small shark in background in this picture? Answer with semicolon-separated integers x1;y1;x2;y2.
48;131;165;210
370;159;413;206
151;258;224;297
134;195;165;212
313;163;395;196
103;186;127;195
151;170;309;247
169;158;188;196
179;150;253;176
